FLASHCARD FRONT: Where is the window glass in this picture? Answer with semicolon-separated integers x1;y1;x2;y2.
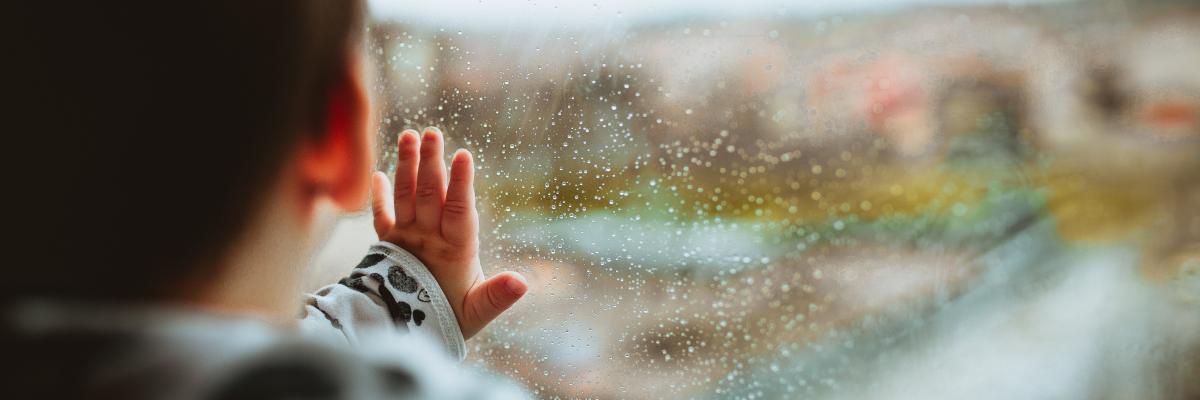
328;0;1200;397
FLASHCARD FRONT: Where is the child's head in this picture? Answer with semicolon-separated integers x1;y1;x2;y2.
12;1;370;304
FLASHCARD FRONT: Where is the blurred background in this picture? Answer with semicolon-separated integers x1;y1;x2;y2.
309;0;1200;398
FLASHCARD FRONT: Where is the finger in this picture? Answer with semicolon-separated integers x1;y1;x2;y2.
442;149;477;244
414;127;447;230
463;272;527;339
371;171;395;239
393;130;420;226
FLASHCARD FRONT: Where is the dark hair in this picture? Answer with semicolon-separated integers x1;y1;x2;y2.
8;1;366;302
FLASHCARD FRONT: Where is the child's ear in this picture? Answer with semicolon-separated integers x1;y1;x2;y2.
298;58;373;212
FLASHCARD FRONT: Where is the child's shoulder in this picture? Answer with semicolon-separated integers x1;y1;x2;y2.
6;302;525;400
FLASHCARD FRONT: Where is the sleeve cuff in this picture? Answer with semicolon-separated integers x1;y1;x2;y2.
369;241;468;361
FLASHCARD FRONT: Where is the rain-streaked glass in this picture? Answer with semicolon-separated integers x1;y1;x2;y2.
311;1;1200;398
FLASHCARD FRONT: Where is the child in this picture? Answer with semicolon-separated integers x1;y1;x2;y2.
6;1;529;398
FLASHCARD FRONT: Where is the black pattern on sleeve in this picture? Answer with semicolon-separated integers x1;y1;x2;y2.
412;310;426;326
387;265;420;293
371;273;415;331
338;276;369;293
354;253;387;269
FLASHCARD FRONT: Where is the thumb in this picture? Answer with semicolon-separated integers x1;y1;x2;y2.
370;171;395;239
463;271;527;338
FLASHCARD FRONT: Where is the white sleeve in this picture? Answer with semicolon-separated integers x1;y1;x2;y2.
299;241;468;360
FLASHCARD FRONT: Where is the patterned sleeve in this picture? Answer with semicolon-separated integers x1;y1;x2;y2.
299;241;468;360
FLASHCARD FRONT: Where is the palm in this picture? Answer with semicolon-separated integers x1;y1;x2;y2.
370;127;525;340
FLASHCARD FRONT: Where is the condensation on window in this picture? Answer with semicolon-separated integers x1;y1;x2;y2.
345;0;1200;398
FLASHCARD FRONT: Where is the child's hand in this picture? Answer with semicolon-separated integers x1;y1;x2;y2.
369;127;527;340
